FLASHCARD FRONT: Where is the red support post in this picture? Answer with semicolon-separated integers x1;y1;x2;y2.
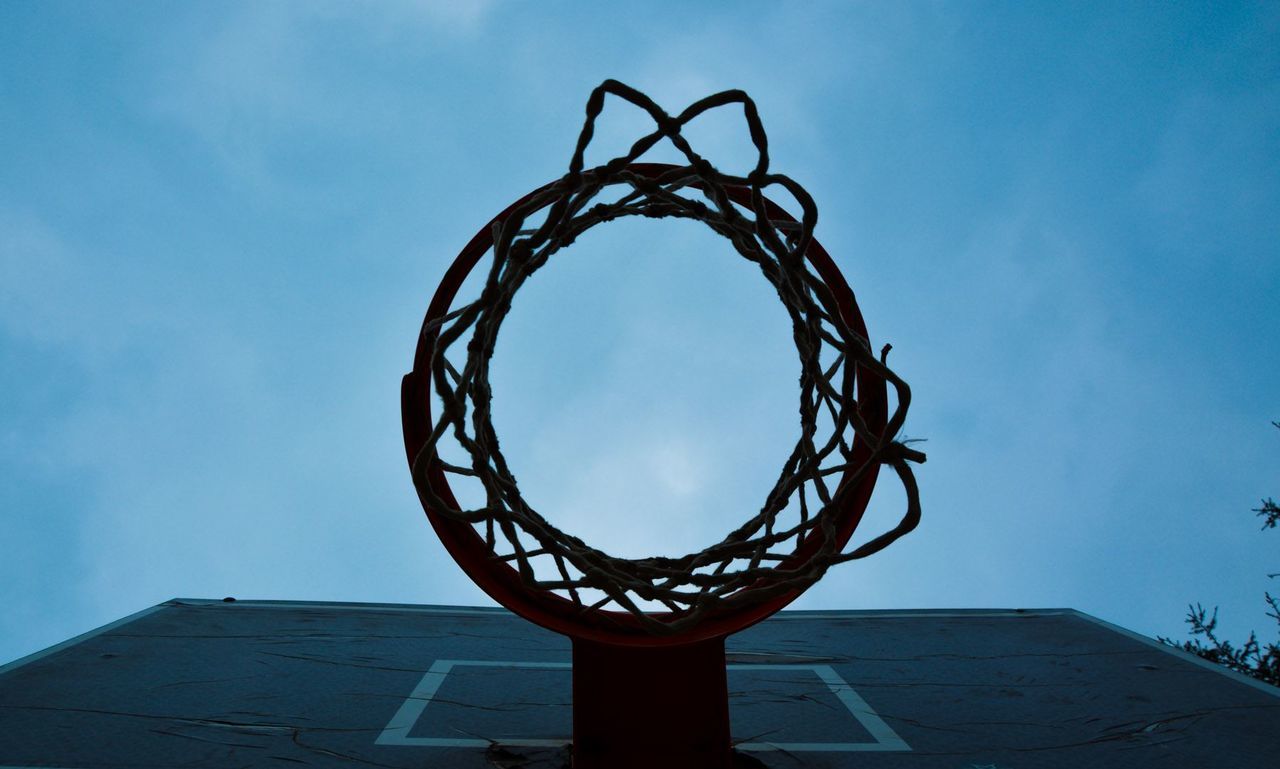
571;635;732;769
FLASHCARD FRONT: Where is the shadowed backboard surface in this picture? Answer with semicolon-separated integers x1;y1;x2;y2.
1;599;1276;768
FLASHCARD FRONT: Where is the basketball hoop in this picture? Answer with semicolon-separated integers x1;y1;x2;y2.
402;80;924;768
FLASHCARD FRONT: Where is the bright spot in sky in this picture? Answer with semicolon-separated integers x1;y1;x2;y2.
487;216;799;559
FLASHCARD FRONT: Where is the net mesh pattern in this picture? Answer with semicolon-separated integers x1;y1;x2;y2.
411;81;924;634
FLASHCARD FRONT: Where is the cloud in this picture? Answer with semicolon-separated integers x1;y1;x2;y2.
0;211;79;345
142;1;498;204
1134;85;1280;258
475;215;800;562
3;2;1277;666
399;0;496;33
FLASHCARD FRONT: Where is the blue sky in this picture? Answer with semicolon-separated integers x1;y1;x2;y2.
2;1;1277;665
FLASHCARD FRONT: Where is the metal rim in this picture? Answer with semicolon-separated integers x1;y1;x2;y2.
402;163;887;646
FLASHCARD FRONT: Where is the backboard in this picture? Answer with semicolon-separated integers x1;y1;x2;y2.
1;598;1276;767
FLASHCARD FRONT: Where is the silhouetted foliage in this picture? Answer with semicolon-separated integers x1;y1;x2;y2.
1161;422;1280;687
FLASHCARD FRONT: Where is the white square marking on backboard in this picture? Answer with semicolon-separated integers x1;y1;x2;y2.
376;660;910;752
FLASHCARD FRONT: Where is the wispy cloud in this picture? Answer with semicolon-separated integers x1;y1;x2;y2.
2;2;1277;666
